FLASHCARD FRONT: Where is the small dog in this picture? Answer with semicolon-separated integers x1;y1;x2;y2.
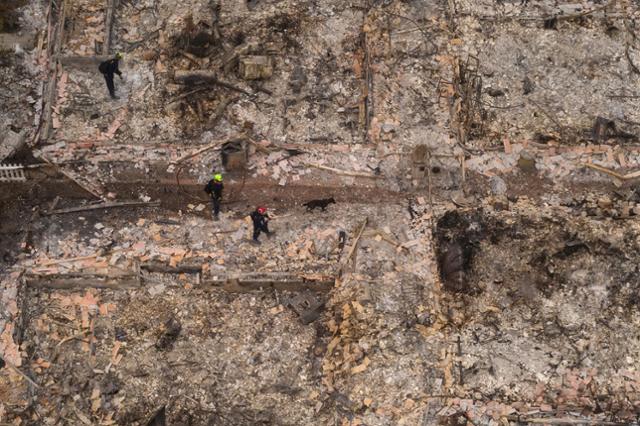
303;197;336;211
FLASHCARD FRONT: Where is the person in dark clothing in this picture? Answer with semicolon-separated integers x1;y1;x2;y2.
98;52;124;99
250;206;271;243
204;173;224;220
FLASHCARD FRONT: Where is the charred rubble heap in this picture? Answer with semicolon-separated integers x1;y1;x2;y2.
2;0;640;425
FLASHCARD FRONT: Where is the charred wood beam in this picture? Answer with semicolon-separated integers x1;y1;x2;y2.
170;137;231;164
103;0;117;55
205;275;335;293
173;70;254;96
208;96;239;128
338;219;368;276
57;55;111;68
41;0;67;143
45;200;160;215
25;270;334;293
26;275;140;290
141;262;202;274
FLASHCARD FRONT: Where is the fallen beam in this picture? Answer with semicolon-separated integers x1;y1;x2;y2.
304;163;382;179
170;138;230;164
46;200;161;215
5;360;40;388
32;250;128;268
168;86;210;105
141;262;202;274
338;219;368;276
25;275;140;290
28;271;133;279
583;163;640;182
24;269;334;293
506;416;625;426
35;154;104;199
204;272;335;293
363;229;404;249
57;55;110;68
173;70;254;96
21;207;41;253
41;0;67;143
103;0;116;55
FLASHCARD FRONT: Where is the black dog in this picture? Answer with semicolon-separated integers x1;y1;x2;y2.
303;197;336;211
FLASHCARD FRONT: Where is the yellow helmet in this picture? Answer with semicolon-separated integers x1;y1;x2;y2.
115;52;123;60
214;173;223;182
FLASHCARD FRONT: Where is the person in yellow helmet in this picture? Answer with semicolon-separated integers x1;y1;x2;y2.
204;173;224;220
98;52;124;99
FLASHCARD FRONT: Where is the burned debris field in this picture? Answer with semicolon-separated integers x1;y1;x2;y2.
2;0;640;425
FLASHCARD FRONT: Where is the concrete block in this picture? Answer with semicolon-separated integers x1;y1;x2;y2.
239;55;273;80
0;128;26;161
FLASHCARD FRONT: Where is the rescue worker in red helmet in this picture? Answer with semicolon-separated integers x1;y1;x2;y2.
250;206;271;244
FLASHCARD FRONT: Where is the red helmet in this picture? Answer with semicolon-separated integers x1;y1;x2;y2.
257;207;267;214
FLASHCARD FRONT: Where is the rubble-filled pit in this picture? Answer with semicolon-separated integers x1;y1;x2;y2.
434;206;640;416
0;1;26;33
